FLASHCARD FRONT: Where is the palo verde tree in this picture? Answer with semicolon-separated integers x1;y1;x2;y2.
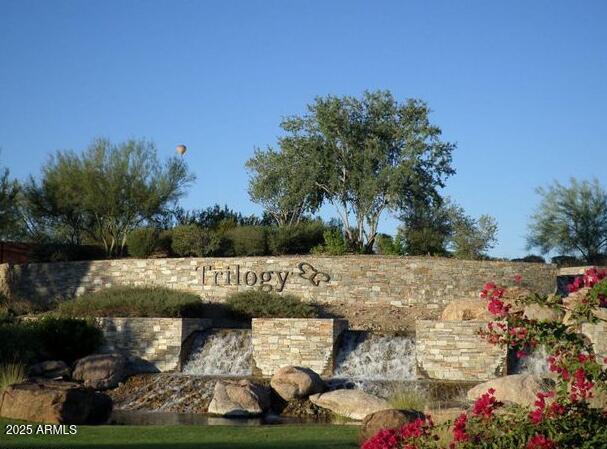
247;90;456;252
527;178;607;264
24;138;195;257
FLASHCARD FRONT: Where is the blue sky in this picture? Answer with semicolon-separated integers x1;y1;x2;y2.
1;0;606;259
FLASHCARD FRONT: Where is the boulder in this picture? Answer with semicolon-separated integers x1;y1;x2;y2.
30;360;71;379
270;366;325;401
466;374;554;407
309;389;391;420
208;380;271;417
0;380;112;424
359;408;424;443
73;353;126;390
523;304;563;322
441;299;492;321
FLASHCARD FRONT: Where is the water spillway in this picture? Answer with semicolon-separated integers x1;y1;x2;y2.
182;329;253;377
333;331;417;381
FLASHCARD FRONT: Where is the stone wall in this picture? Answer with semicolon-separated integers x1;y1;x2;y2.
251;318;347;377
2;256;557;309
416;320;507;381
96;317;211;372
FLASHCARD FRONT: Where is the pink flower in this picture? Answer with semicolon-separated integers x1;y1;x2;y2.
527;434;555;449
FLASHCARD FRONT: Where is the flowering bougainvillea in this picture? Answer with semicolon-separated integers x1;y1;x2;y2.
362;268;607;449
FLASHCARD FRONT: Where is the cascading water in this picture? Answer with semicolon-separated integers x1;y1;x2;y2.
512;346;550;375
333;331;416;381
182;329;252;376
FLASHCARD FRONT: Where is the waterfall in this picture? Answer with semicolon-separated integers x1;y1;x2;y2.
512;346;550;375
182;329;252;376
333;331;416;381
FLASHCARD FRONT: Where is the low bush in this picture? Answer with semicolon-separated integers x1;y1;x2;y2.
312;229;348;255
126;227;171;258
0;317;102;365
268;221;325;255
225;290;319;319
170;224;221;257
375;234;404;256
55;286;206;318
224;226;268;256
0;362;26;392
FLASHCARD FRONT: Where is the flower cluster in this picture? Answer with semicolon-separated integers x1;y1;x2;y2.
361;417;436;449
568;267;607;293
471;388;502;418
527;434;556;449
480;282;510;317
528;391;565;424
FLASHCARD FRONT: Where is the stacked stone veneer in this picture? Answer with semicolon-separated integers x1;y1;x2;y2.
416;320;507;381
2;256;557;309
96;317;211;372
251;318;347;377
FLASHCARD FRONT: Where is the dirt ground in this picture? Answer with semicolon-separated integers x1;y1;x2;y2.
319;302;441;335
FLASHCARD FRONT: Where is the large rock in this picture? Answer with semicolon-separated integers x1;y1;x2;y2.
0;381;112;424
359;408;424;443
270;366;324;401
73;353;126;390
466;374;554;407
30;360;71;379
208;380;271;417
441;299;492;321
523;303;563;322
309;389;391;420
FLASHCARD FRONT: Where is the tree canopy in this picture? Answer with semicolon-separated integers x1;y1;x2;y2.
0;157;21;240
23;138;195;257
527;178;607;264
246;90;456;252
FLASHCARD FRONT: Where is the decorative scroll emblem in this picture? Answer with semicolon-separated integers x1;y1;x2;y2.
297;262;331;286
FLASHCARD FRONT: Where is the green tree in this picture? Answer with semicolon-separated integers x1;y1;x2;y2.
0;158;21;240
246;148;321;226
398;198;498;259
448;205;498;259
25;138;194;257
247;90;456;252
527;178;607;263
397;198;452;256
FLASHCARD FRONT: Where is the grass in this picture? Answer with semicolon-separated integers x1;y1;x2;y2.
0;420;358;449
387;386;431;411
54;287;206;318
226;290;319;319
0;363;26;392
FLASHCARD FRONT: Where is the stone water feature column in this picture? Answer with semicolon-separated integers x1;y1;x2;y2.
251;318;348;377
415;320;507;381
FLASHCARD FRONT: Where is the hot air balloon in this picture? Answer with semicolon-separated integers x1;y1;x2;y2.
176;144;187;156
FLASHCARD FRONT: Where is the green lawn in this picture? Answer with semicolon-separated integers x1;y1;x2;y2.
0;420;359;449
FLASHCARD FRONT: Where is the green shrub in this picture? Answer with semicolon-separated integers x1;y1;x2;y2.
55;286;206;318
170;224;221;257
311;229;348;255
0;317;102;365
268;221;325;255
375;233;404;255
127;227;169;258
224;226;268;256
225;290;319;319
0;362;26;392
388;386;430;410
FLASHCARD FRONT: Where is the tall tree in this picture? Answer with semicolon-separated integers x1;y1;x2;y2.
448;205;498;259
527;178;607;263
247;90;456;252
25;138;195;256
